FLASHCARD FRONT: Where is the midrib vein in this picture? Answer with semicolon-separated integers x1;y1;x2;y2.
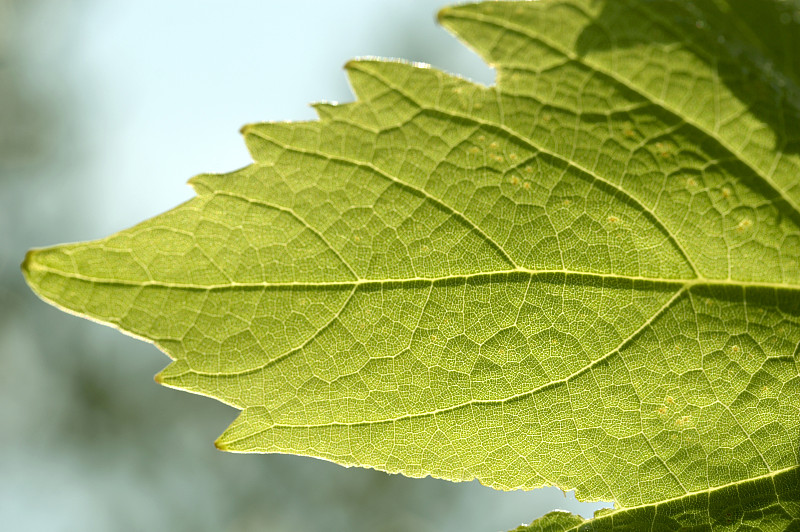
29;261;800;292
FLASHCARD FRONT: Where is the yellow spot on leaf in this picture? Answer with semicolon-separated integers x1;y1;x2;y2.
736;218;752;232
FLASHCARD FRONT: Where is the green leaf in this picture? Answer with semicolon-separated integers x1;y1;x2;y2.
22;0;800;528
516;467;799;531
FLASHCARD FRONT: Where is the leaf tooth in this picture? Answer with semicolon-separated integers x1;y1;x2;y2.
311;101;356;122
215;407;273;453
156;360;250;410
437;4;496;66
344;59;416;105
186;173;217;195
240;121;321;163
154;360;190;387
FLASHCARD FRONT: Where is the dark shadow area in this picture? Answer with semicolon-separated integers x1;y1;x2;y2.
575;0;800;153
567;467;800;531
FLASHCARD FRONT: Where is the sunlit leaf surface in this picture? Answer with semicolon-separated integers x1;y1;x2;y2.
23;0;800;528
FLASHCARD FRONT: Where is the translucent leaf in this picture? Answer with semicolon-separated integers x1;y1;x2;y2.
23;0;800;528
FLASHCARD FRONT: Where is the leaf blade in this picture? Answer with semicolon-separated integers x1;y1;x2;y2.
22;0;800;520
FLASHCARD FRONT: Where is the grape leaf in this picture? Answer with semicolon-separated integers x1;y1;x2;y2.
22;0;800;528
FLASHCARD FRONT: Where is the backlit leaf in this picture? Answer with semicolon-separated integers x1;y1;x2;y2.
23;0;800;528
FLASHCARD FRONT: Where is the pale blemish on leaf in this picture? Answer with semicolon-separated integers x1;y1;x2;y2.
737;218;753;232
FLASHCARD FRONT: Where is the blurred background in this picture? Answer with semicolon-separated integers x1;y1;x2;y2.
0;1;613;530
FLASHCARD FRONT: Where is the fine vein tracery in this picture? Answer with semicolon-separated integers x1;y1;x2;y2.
22;0;800;519
447;6;800;217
